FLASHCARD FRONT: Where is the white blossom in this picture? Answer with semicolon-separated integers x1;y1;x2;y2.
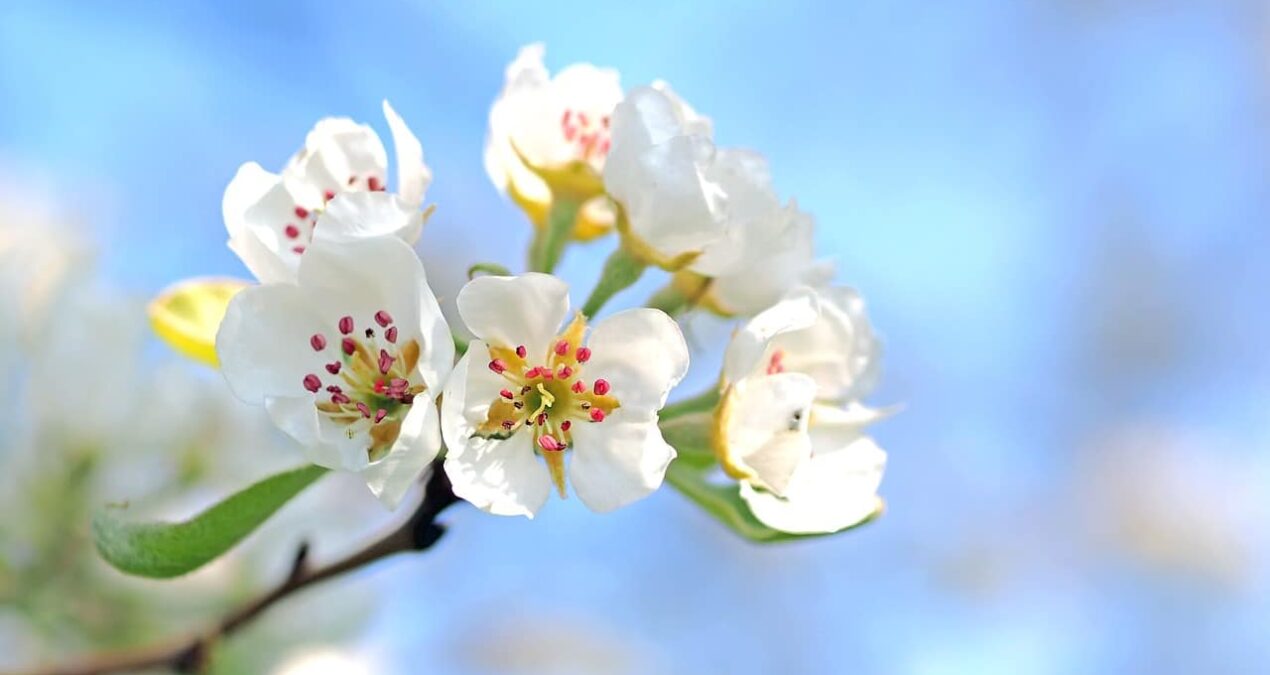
441;273;688;517
223;101;431;283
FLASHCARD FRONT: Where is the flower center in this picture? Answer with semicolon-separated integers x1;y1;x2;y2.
281;174;388;257
475;314;620;495
560;108;611;163
301;309;424;460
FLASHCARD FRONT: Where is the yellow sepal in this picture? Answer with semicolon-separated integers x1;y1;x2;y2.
148;277;250;368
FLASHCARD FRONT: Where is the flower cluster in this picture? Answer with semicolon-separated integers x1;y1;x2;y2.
158;44;892;536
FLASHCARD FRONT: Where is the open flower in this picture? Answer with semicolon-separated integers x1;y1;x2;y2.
603;84;727;269
216;223;454;508
715;286;886;533
223;100;432;283
485;44;623;240
441;273;689;517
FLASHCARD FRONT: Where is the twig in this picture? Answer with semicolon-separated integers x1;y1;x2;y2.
14;462;460;675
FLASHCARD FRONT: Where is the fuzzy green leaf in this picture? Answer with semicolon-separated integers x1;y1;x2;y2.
93;465;328;578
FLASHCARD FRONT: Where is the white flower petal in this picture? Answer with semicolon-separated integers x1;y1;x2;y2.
289;117;389;195
485;44;551;198
710;202;835;315
722;372;817;495
771;285;880;401
583;308;689;413
222;162;322;283
690;149;781;277
456;273;569;353
216;283;327;403
722;287;820;383
740;436;886;534
265;395;368;471
313;191;422;246
568;408;676;513
361;399;442;509
442;351;550;517
382;99;432;207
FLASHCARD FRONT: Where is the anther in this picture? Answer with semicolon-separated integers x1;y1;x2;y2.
489;359;508;374
323;190;336;202
575;347;592;363
590;408;606;423
537;435;564;451
342;338;356;355
502;420;515;430
516;345;528;358
593;379;611;396
374;310;393;327
386;326;398;343
378;349;394;375
338;316;354;334
303;374;322;392
536;413;547;426
285;224;301;239
294;206;310;219
325;362;341;375
558;365;573;379
310;334;327;351
374;409;388;424
521;386;532;394
367;176;383;192
356;402;372;418
555;340;570;356
572;380;586;394
525;366;543;378
560;420;572;432
331;392;351;405
401;393;415;405
500;389;514;400
291;245;306;254
514;401;524;409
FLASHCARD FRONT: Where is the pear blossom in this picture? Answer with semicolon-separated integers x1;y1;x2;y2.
716;286;886;534
216;216;454;508
441;273;689;517
603;84;728;269
223;100;432;283
680;148;835;315
485;43;623;240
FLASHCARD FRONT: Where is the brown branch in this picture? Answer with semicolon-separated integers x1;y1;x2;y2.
14;463;459;675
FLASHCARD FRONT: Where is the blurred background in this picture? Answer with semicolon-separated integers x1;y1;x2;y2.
2;1;1269;673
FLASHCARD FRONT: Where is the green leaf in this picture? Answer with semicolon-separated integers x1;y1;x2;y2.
660;419;880;543
93;465;328;578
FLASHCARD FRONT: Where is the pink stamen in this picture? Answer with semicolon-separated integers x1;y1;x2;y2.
323;190;336;202
524;366;543;379
310;334;327;351
303;374;322;393
285;224;301;239
386;326;398;343
401;393;415;405
555;340;570;356
593;379;611;396
294;206;310;219
560;420;572;432
367;176;383;192
500;389;514;400
342;338;356;355
502;420;515;430
374;409;388;424
291;245;306;254
378;349;394;375
575;347;592;363
571;380;586;394
489;359;508;374
356;402;372;418
325;362;341;375
374;310;393;327
331;392;351;405
338;316;354;334
558;365;573;379
590;408;606;423
326;385;342;393
516;345;527;359
536;413;548;426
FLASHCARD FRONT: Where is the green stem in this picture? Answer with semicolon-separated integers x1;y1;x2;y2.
660;388;721;420
645;283;690;317
581;246;647;318
529;199;579;273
